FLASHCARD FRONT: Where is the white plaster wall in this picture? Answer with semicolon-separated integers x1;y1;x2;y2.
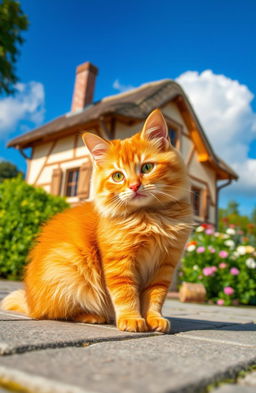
162;102;188;133
115;121;143;140
28;142;52;184
181;135;193;162
189;152;216;203
76;136;88;157
37;164;59;185
47;135;75;163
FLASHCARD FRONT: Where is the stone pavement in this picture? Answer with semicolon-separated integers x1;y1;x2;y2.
0;280;255;393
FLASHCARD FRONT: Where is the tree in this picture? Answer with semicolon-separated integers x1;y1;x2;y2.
0;160;23;182
226;200;239;215
251;207;256;225
0;0;28;95
219;200;256;239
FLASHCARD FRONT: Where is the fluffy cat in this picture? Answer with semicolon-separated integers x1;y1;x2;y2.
2;109;193;333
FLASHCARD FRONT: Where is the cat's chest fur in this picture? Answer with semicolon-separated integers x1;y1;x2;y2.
121;212;177;286
136;240;163;286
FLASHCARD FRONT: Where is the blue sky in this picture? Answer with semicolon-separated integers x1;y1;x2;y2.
0;0;255;215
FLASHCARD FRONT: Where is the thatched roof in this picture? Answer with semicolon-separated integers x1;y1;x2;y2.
8;79;238;180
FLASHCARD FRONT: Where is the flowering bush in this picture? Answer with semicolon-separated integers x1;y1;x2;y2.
180;224;256;306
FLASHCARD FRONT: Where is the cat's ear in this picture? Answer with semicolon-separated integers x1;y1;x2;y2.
141;109;169;150
82;132;110;163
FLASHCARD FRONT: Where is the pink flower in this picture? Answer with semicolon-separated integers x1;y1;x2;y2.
211;266;217;272
197;246;205;253
217;299;224;305
206;228;214;235
219;263;227;269
230;267;240;275
219;250;229;258
224;286;234;295
203;266;215;276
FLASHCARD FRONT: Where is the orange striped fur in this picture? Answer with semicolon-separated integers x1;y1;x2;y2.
1;109;193;333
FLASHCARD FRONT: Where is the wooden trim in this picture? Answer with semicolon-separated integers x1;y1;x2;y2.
36;182;51;187
33;140;57;185
21;120;100;149
163;114;183;130
181;130;190;137
189;174;208;186
45;154;90;167
185;146;195;167
73;134;79;158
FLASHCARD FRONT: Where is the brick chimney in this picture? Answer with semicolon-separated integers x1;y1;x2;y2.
71;61;98;112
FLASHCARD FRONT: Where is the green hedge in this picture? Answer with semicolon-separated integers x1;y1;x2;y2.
0;177;69;280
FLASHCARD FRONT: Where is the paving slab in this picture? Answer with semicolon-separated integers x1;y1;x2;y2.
239;370;256;386
1;335;256;393
177;323;256;347
0;314;229;356
163;301;256;324
0;280;23;302
0;319;159;355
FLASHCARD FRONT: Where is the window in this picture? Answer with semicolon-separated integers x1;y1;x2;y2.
191;187;201;217
168;128;177;146
65;168;80;197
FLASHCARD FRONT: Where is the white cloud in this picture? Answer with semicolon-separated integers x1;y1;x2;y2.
113;79;135;93
176;70;256;197
0;81;45;140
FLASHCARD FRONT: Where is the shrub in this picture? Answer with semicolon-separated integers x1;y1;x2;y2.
180;224;256;306
0;177;69;280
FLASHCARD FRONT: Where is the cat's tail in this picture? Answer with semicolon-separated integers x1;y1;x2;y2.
1;289;29;315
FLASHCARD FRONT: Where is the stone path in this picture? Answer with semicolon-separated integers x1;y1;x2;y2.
0;280;255;393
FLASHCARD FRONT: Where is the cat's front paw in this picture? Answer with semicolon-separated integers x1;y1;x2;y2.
146;316;171;333
117;317;148;332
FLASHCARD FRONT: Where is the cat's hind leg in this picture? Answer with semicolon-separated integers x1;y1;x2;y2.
72;313;107;324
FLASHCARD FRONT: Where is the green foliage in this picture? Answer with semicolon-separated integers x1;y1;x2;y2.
0;160;23;183
180;224;256;306
0;177;69;280
0;0;28;95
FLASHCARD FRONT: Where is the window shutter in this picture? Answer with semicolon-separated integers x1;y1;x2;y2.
77;160;92;199
50;168;63;196
203;189;211;221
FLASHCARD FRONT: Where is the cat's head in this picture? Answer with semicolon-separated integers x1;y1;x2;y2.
83;109;190;217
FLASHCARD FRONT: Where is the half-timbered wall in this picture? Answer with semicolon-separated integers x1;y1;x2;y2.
26;100;216;224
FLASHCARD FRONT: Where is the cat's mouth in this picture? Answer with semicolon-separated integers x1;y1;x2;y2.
131;192;147;199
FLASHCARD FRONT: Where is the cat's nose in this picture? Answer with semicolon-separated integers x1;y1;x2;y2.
129;183;141;192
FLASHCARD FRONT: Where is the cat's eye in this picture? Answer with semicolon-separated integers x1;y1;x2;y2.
141;163;154;174
112;171;125;182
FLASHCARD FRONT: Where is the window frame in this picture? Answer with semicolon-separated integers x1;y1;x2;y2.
64;167;80;197
165;115;183;150
191;186;202;218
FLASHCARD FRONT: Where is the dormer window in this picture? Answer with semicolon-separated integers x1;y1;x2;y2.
168;128;177;146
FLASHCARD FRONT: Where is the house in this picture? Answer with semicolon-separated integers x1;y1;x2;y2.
8;61;238;226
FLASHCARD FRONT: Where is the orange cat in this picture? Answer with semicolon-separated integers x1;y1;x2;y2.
1;109;192;333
